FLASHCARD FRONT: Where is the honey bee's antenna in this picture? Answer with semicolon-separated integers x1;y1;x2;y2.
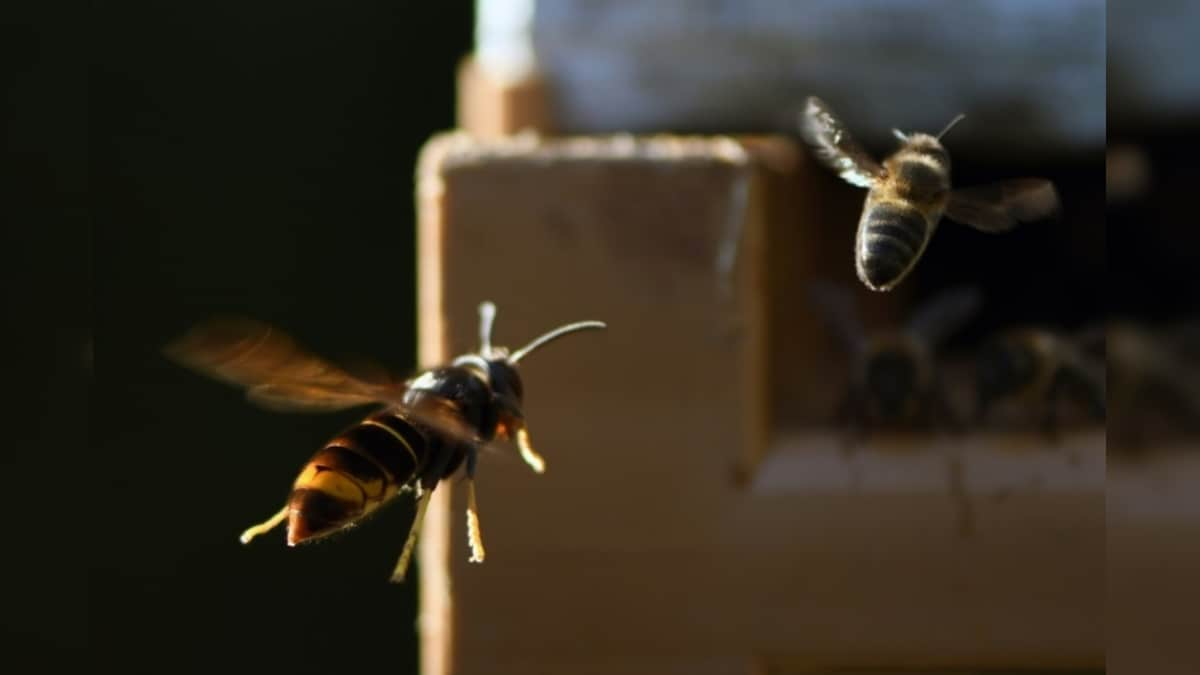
936;113;967;141
478;301;498;356
509;319;607;364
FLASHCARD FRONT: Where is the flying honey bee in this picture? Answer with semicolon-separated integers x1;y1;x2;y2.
799;96;1061;292
973;326;1106;440
164;301;606;582
808;281;983;443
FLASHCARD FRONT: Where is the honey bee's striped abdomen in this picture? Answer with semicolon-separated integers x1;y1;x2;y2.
287;408;429;545
856;198;933;290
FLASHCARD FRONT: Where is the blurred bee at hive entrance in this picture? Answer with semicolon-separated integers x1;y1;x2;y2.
973;325;1106;443
164;301;606;582
808;281;983;536
1106;318;1200;456
799;96;1061;292
808;281;983;447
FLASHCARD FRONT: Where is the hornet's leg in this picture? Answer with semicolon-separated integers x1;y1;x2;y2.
390;488;433;583
499;403;545;475
514;424;546;474
239;505;289;544
465;447;486;564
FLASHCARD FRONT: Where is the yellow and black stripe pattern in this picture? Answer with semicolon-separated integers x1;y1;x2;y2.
286;408;428;546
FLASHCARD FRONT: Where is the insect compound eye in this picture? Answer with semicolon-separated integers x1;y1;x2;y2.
487;360;524;403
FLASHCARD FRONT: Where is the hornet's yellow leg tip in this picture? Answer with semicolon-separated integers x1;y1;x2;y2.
239;505;289;545
516;427;546;474
467;509;486;564
467;479;486;563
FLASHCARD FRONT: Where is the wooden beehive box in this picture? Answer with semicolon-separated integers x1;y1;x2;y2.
412;127;1104;674
411;5;1111;669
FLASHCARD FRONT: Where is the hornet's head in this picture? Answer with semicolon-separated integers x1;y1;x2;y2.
452;301;607;407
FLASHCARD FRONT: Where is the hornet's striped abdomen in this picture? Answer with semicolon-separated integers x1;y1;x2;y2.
286;408;429;545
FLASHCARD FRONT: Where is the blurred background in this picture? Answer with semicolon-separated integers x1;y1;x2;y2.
4;0;1198;672
87;3;476;672
8;1;472;672
1108;3;1200;674
91;3;475;672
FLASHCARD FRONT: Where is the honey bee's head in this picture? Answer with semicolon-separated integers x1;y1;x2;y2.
455;301;606;405
894;131;945;153
891;112;966;151
808;283;979;423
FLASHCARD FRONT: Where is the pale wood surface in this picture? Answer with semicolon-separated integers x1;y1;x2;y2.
415;131;1103;674
456;55;555;139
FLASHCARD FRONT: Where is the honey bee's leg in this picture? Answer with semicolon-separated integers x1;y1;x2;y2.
390;489;433;583
973;392;991;428
1073;370;1107;423
465;447;486;564
1039;381;1064;446
238;505;289;544
834;388;867;489
942;443;975;538
835;388;868;453
513;423;546;475
929;381;965;435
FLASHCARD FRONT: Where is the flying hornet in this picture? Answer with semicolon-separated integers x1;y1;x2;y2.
165;301;606;582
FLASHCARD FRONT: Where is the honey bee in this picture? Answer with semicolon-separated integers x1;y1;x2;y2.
1107;318;1200;453
164;301;606;582
808;281;983;442
799;96;1061;292
973;326;1106;439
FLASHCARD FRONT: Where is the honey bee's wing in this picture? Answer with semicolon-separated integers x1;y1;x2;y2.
905;286;983;348
798;96;885;189
806;280;868;353
164;316;406;413
945;178;1061;233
